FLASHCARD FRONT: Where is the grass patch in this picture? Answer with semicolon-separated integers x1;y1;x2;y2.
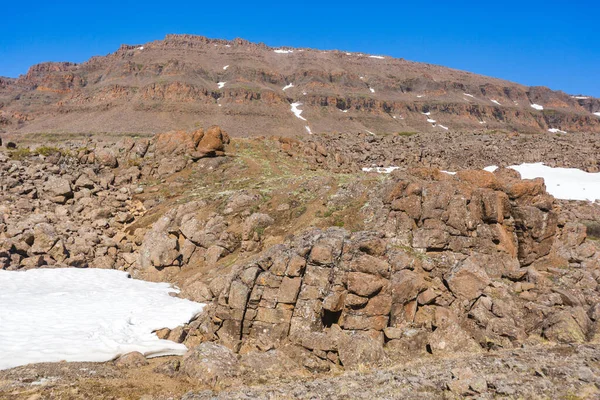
8;147;31;160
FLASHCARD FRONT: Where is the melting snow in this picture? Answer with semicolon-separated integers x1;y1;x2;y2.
362;166;399;174
594;112;600;117
305;126;313;134
0;268;205;371
223;65;229;70
422;112;431;116
290;102;307;121
446;164;600;201
463;93;474;98
217;82;226;89
416;95;423;98
282;83;294;91
427;119;437;123
479;121;487;124
548;128;567;134
442;171;457;175
369;87;375;93
438;124;449;130
572;96;590;99
274;49;293;54
531;104;544;110
509;163;600;201
369;55;385;59
491;99;501;106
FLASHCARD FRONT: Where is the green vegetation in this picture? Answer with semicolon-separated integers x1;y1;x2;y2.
8;147;31;160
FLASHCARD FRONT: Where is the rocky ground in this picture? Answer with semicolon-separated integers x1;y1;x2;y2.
1;127;599;399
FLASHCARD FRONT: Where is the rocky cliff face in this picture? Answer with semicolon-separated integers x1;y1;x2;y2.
1;34;600;136
206;168;599;371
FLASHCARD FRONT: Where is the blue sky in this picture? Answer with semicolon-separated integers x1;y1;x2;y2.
1;1;599;96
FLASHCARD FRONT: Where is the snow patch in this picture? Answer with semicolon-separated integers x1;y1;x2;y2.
508;163;600;201
282;83;294;91
369;87;375;93
369;55;385;59
446;164;600;201
531;104;544;110
290;102;307;121
137;46;144;50
274;49;293;54
594;112;600;117
217;82;226;89
479;121;487;124
305;126;312;134
362;166;399;174
491;99;501;106
422;112;431;116
548;128;567;134
438;124;449;130
416;95;423;98
223;65;229;70
427;119;436;123
463;93;474;98
571;96;590;99
441;171;457;175
0;268;205;371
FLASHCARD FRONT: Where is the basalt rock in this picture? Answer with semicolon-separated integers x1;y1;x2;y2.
203;168;599;367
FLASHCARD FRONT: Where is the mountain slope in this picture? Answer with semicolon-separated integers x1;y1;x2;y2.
1;34;600;136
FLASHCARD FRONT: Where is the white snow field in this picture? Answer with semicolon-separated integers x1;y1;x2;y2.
0;268;205;371
437;164;599;202
507;163;600;201
482;164;599;201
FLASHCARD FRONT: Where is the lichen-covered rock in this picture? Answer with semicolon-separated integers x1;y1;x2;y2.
180;342;240;387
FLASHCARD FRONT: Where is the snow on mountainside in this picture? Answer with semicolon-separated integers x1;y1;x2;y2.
1;34;600;137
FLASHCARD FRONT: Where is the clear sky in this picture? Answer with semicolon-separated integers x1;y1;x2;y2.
1;1;598;96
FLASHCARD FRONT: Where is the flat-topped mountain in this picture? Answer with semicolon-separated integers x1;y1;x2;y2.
1;34;600;136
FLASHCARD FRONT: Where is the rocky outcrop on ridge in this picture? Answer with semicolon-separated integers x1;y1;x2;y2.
188;167;600;374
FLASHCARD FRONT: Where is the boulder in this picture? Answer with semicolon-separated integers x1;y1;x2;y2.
180;342;240;386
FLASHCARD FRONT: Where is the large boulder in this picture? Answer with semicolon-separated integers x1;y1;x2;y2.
180;342;240;387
